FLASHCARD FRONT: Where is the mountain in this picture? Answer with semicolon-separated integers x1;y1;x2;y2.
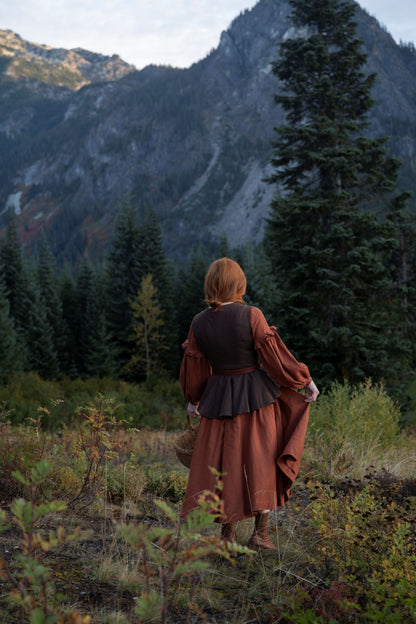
0;0;415;265
0;29;135;89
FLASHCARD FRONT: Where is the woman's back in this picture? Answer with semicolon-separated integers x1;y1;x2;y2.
191;303;258;371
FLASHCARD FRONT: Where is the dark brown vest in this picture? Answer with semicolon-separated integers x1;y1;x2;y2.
192;303;257;370
191;303;280;419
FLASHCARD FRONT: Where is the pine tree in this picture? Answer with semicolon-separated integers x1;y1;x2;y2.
74;258;95;377
84;271;116;378
217;233;231;258
265;0;412;390
105;200;142;373
20;262;60;379
0;271;21;382
177;244;209;343
0;211;29;366
37;233;65;374
75;258;115;378
1;214;59;377
126;274;166;381
137;206;177;373
59;266;79;378
0;211;23;320
237;244;279;319
137;206;170;289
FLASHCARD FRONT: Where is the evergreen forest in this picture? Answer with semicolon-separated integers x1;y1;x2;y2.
0;198;278;387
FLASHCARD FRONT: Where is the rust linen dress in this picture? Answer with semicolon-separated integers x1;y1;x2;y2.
180;304;312;523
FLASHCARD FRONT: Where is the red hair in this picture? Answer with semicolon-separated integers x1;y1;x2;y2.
205;257;247;311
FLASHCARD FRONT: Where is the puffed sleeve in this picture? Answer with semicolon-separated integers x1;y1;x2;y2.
179;326;212;404
251;307;312;389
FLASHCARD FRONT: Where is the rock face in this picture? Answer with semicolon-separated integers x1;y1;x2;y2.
0;0;415;264
0;29;135;88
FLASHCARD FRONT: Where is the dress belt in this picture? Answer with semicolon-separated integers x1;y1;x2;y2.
213;364;260;376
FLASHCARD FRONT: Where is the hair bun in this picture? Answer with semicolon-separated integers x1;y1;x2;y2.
207;299;223;311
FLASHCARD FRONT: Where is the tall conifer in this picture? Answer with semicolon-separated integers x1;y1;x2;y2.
0;212;29;366
75;258;115;377
1;213;59;377
265;0;412;390
37;233;65;374
21;263;60;379
177;244;208;343
126;274;166;381
105;199;142;372
59;266;79;378
0;272;21;382
137;206;176;372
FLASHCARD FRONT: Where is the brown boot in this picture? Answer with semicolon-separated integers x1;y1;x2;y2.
221;522;236;544
249;512;277;550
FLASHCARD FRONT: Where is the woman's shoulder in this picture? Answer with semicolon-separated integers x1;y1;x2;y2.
192;303;263;322
249;306;272;334
249;305;266;320
191;307;212;326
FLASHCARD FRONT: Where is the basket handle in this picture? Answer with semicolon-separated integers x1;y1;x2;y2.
187;412;198;430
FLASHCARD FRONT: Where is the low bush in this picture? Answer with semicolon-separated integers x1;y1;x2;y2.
143;464;188;502
0;372;186;431
0;459;91;624
304;380;415;479
278;479;416;623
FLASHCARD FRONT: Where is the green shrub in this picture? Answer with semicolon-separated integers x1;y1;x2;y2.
118;491;251;624
305;380;411;478
144;464;188;502
306;482;416;622
0;372;62;427
118;376;185;430
0;373;185;431
106;463;147;503
0;460;90;624
0;425;46;499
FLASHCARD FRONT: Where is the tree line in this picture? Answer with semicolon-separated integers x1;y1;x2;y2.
0;199;274;387
0;202;200;384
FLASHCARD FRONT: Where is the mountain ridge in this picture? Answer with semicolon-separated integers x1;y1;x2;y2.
0;29;135;90
0;0;415;264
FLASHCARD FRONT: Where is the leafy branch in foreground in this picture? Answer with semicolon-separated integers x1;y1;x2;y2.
69;395;120;510
119;480;253;624
0;459;91;624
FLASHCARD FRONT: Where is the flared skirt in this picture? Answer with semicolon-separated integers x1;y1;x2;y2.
181;389;309;523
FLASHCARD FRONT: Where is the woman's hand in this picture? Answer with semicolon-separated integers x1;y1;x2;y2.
305;380;319;403
187;402;200;418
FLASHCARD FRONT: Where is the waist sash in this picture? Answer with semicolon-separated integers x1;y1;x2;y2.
213;364;260;376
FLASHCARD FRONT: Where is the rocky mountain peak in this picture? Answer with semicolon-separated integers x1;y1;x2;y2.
0;0;415;266
0;29;135;90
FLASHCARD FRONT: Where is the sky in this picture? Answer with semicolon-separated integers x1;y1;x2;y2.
0;0;414;70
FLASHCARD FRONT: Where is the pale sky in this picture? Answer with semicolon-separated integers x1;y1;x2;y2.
0;0;414;70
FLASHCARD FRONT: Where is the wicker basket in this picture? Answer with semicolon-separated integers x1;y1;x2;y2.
174;414;200;468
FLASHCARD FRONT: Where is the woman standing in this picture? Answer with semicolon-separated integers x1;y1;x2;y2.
180;258;319;549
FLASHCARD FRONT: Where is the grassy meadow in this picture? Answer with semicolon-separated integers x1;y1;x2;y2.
0;374;415;623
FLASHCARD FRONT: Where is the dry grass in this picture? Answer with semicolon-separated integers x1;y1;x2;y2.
0;382;415;622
